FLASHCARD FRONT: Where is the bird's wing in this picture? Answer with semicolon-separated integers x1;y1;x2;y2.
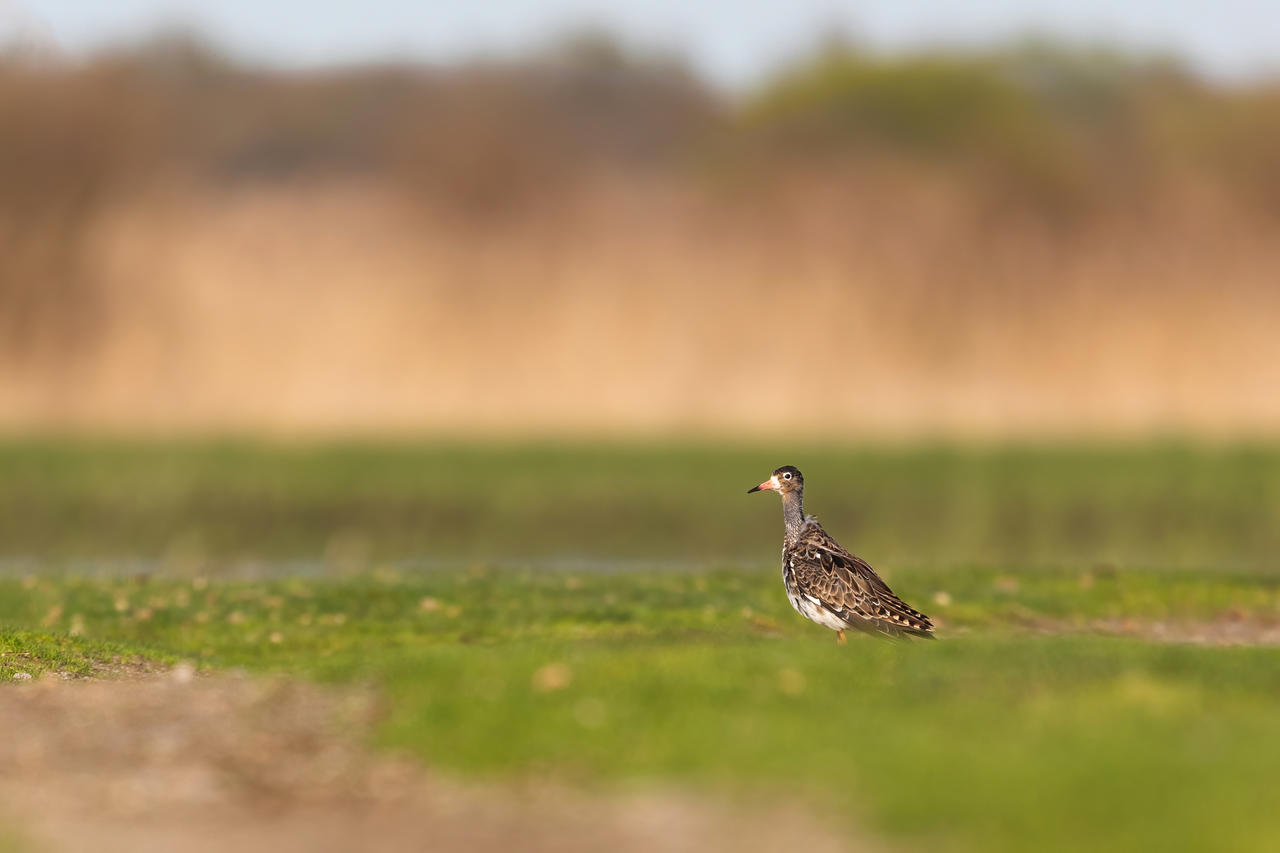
791;521;934;638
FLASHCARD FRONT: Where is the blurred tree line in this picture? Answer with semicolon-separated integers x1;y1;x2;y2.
2;29;1280;360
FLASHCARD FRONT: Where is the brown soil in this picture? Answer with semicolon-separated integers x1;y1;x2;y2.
954;615;1280;647
0;671;864;853
1080;616;1280;647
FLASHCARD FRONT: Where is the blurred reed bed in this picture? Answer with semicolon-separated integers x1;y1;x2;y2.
2;33;1280;436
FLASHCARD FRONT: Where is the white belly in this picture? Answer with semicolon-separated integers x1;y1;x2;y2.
787;590;849;632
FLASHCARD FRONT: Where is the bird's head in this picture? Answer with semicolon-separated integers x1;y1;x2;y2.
747;465;804;496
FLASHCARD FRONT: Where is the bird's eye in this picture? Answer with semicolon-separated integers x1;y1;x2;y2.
783;472;792;480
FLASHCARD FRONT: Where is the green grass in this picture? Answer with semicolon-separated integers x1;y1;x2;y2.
0;627;169;679
2;439;1279;570
2;567;1277;666
3;440;1280;851
374;637;1280;853
2;567;1279;852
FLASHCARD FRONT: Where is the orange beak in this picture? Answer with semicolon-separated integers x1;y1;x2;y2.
747;479;776;494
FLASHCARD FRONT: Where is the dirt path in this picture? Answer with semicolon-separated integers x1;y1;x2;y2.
0;671;863;853
980;616;1280;647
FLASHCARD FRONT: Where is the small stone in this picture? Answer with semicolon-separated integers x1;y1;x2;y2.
12;672;32;681
532;662;572;692
171;661;196;684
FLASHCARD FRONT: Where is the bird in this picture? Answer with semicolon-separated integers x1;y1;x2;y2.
748;465;934;642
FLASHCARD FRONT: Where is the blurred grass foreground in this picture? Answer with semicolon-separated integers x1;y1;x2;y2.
2;32;1280;437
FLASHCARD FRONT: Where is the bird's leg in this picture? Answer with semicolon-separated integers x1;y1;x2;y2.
836;630;846;645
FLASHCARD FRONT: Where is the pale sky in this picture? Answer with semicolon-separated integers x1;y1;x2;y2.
8;0;1280;87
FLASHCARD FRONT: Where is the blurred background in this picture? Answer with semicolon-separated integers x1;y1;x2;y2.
3;0;1280;439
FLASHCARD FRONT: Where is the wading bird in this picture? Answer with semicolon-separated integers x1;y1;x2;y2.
748;466;933;642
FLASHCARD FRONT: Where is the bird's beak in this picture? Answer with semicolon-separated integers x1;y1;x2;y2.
747;478;776;494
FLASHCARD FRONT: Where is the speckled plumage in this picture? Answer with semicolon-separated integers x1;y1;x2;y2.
749;466;934;641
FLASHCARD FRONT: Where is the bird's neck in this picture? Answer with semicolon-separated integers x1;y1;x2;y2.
782;490;806;544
